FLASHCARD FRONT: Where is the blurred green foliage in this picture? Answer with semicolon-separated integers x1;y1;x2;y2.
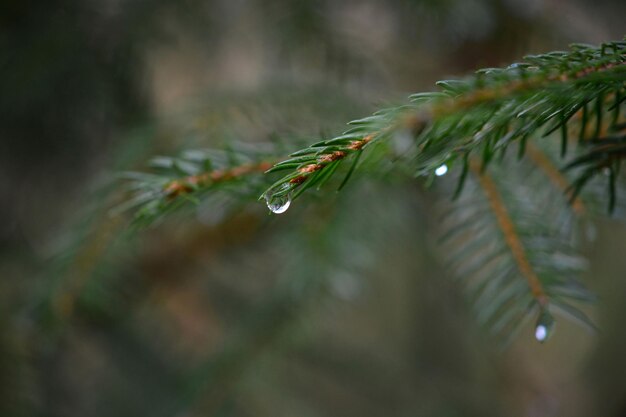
1;1;626;416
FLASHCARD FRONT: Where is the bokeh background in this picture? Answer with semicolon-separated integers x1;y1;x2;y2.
1;1;626;416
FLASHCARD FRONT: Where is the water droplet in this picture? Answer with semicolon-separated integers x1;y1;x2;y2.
265;184;292;214
535;325;548;342
535;308;555;343
435;164;448;176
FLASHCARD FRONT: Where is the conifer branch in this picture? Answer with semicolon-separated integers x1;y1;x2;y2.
118;40;625;342
163;161;275;199
263;41;625;208
525;143;586;215
438;147;594;342
115;146;287;226
469;160;549;308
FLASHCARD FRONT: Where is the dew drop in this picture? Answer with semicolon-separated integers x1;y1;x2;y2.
265;184;292;214
535;325;548;342
435;164;448;176
534;308;555;343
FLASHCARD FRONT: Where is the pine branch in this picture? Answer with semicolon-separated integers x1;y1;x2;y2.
525;143;587;215
438;148;594;343
162;161;275;199
118;40;626;343
263;41;625;211
469;160;549;308
115;144;288;227
120;41;625;224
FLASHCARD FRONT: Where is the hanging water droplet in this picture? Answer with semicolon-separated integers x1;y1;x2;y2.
535;325;548;342
534;308;555;343
265;184;292;214
435;164;448;176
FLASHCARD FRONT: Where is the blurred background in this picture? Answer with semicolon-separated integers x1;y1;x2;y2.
1;0;625;416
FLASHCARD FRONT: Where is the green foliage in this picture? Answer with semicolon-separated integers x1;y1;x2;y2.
119;40;626;343
265;41;625;206
437;145;596;344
